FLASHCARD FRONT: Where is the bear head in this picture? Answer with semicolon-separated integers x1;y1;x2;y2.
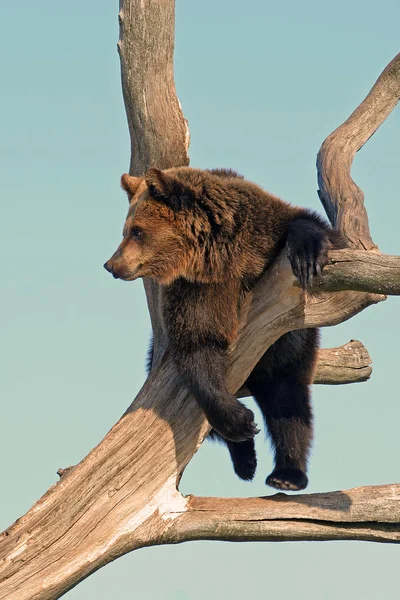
104;167;246;285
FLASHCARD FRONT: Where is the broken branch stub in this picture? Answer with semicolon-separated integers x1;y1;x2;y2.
235;339;372;396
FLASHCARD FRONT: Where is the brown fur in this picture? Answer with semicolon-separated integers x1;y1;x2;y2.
105;166;339;490
107;167;301;285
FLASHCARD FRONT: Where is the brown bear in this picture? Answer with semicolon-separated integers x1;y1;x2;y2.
104;167;339;491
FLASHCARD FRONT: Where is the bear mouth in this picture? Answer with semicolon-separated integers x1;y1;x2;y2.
121;264;143;281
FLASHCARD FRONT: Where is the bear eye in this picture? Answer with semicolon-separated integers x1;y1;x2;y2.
131;227;144;240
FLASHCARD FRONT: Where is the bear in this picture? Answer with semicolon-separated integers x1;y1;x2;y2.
104;166;340;491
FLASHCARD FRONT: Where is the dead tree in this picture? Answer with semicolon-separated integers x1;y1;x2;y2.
0;1;399;599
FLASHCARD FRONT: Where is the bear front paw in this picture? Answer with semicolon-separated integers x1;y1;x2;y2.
209;403;260;443
286;218;330;289
287;237;328;289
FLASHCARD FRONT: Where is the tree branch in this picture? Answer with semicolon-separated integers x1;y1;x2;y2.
237;338;372;397
313;340;372;385
317;53;400;248
312;249;400;295
0;254;383;600
118;0;190;367
0;0;398;595
163;485;400;544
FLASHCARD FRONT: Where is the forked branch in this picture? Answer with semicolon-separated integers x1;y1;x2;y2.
0;1;398;597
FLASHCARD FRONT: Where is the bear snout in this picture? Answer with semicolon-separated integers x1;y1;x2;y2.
103;259;114;274
103;259;121;279
104;257;139;280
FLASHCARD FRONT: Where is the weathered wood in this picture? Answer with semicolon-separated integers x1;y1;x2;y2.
164;484;400;544
118;0;189;175
0;252;387;599
317;53;400;249
313;340;372;385
0;255;384;600
0;0;398;596
312;249;400;295
236;338;372;397
118;0;190;365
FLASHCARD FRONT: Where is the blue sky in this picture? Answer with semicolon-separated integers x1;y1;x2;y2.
0;1;399;598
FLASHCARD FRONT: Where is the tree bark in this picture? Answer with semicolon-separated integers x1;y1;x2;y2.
311;249;400;295
317;53;400;248
164;484;400;544
237;339;372;396
313;340;372;385
118;0;190;366
0;1;399;597
0;260;386;600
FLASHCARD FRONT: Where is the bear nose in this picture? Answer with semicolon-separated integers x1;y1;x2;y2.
103;260;113;274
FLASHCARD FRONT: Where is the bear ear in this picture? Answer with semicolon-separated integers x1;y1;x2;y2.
121;174;142;200
145;168;180;203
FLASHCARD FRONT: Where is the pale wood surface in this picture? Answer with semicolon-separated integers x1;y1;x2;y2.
165;484;400;544
237;339;372;395
317;53;400;249
312;249;400;295
314;340;372;385
0;2;398;598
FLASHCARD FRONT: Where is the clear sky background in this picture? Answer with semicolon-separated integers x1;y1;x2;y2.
0;1;399;599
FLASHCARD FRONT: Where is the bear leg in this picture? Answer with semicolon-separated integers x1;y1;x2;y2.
249;375;312;491
177;344;260;443
285;215;332;288
245;329;317;491
266;467;308;491
209;430;257;481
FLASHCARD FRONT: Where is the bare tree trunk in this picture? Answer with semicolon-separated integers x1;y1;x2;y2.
118;0;190;366
0;0;398;596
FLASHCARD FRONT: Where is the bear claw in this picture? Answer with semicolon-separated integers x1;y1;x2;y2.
266;468;308;491
233;457;257;481
208;403;260;443
212;418;260;443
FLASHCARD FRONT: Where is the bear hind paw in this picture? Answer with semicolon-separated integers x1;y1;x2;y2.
266;468;308;491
